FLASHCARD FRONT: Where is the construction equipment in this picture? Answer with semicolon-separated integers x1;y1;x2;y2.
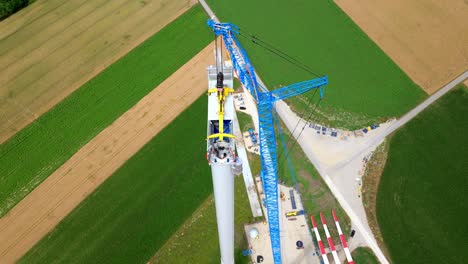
207;72;236;142
207;20;328;263
285;210;305;218
289;189;297;209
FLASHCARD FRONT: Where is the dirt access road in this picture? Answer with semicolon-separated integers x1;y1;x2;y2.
0;0;196;143
0;42;214;263
334;0;468;94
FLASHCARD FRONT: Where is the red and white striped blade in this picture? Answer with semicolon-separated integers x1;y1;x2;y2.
320;212;340;264
310;215;330;264
331;209;354;264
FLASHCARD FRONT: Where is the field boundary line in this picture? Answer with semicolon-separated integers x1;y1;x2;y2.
0;0;198;143
0;42;215;263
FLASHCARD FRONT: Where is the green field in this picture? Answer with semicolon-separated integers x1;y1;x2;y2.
377;86;468;264
206;0;426;128
151;176;254;264
0;5;212;217
352;247;379;264
20;96;213;263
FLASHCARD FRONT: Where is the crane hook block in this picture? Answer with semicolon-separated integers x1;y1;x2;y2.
217;72;224;89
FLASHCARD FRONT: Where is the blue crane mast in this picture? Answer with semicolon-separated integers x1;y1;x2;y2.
207;20;328;263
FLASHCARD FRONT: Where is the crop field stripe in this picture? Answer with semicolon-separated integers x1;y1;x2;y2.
0;0;73;40
1;0;138;74
0;0;89;57
1;0;153;90
20;95;212;264
377;86;468;264
0;4;212;217
1;0;159;103
0;0;197;143
0;0;113;74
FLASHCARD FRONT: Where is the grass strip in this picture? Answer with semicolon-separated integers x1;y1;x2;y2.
351;247;379;264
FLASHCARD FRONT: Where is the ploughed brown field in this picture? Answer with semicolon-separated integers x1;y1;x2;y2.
335;0;468;94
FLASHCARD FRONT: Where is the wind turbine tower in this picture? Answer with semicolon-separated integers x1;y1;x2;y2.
206;40;241;264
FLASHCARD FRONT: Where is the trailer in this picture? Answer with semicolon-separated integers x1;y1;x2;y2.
289;189;297;209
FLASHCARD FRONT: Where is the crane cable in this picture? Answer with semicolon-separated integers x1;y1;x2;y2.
278;96;323;169
233;26;326;170
274;108;299;191
277;89;317;162
236;27;325;161
213;33;219;72
220;34;224;73
228;25;326;254
235;27;326;167
214;33;224;73
237;28;324;78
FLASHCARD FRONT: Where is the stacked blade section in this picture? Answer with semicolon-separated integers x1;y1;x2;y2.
311;215;330;264
332;209;354;264
320;212;341;264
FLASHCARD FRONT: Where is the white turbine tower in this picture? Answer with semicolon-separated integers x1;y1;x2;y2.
206;43;241;264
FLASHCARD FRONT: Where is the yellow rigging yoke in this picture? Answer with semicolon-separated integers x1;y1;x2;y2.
207;86;235;141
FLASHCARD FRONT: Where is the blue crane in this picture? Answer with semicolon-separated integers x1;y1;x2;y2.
207;20;328;263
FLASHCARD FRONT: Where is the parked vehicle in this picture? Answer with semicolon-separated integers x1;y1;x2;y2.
286;211;298;217
285;210;304;217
